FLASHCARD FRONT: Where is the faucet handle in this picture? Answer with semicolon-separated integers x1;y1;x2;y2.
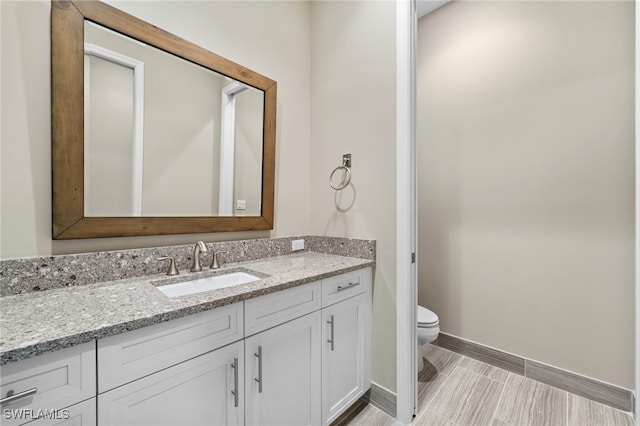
156;256;179;276
210;250;227;269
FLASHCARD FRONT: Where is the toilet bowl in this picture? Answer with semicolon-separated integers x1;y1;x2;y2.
417;305;439;371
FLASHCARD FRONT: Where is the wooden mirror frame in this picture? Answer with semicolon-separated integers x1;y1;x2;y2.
51;0;276;239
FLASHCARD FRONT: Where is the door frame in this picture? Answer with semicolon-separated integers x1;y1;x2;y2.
396;0;418;423
634;0;639;421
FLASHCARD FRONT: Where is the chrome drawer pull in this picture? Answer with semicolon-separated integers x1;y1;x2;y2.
337;281;359;292
254;346;263;393
1;388;37;405
230;356;239;407
327;315;335;351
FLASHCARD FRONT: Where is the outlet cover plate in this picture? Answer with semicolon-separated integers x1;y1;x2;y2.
291;239;305;251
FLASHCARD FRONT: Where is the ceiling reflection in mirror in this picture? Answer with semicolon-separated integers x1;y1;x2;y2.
83;22;264;218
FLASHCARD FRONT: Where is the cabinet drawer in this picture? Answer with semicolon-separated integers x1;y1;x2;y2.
98;302;243;393
244;281;321;336
23;397;96;426
0;342;96;426
321;268;371;307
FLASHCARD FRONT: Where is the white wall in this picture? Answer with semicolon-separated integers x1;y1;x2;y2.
310;0;397;393
0;0;311;257
418;1;635;388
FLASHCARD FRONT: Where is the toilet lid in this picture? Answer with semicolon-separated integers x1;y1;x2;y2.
418;305;439;326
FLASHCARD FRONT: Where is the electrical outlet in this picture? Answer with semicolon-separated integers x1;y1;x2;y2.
291;239;305;251
236;200;246;210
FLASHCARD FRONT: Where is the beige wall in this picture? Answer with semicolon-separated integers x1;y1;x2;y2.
418;1;634;388
2;0;399;395
234;88;264;217
310;0;397;392
85;54;135;216
85;22;225;216
1;0;311;257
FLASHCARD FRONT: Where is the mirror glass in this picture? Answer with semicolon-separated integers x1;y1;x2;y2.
83;22;264;218
51;0;276;239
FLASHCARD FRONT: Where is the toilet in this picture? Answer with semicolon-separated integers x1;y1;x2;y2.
417;305;440;371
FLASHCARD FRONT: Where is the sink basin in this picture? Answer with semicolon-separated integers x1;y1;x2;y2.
157;271;260;298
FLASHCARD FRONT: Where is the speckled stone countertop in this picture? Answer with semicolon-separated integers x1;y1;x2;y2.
0;252;373;365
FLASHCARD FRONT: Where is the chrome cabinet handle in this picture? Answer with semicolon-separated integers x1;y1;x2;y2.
337;281;359;292
254;346;263;393
327;315;335;351
1;388;37;405
230;356;239;407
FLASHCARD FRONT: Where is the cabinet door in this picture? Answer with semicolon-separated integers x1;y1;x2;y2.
321;293;371;425
98;341;243;426
245;312;321;426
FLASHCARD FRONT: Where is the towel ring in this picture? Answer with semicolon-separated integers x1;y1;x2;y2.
329;160;351;191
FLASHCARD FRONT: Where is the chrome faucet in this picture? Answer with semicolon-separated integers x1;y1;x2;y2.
190;241;209;272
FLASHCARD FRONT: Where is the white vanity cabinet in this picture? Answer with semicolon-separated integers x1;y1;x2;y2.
0;342;96;426
241;268;372;426
243;281;322;426
321;293;371;425
244;312;321;426
320;268;372;426
2;266;372;426
96;303;244;426
97;303;243;393
98;341;244;426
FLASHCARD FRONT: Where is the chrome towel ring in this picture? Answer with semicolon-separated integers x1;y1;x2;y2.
330;154;352;191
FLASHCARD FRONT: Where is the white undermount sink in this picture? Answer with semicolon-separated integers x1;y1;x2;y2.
157;271;261;298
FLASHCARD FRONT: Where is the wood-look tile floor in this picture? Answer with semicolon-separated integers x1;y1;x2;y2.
346;344;635;426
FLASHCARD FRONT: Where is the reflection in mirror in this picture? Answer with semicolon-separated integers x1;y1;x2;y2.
51;0;276;239
83;22;264;218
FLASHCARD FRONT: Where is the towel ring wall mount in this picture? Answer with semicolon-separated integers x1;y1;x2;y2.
329;153;352;191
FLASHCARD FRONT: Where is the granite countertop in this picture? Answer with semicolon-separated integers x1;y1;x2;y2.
0;252;373;365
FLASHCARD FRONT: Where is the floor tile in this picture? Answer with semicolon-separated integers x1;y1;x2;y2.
422;343;462;377
413;409;458;426
568;393;634;426
418;343;462;409
426;366;504;425
343;403;396;426
494;373;567;426
418;362;449;408
419;354;440;383
457;355;510;384
347;348;634;426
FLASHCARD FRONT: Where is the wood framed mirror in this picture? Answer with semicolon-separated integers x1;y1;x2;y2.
51;0;276;239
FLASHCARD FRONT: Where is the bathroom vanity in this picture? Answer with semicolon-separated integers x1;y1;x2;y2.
0;241;374;426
